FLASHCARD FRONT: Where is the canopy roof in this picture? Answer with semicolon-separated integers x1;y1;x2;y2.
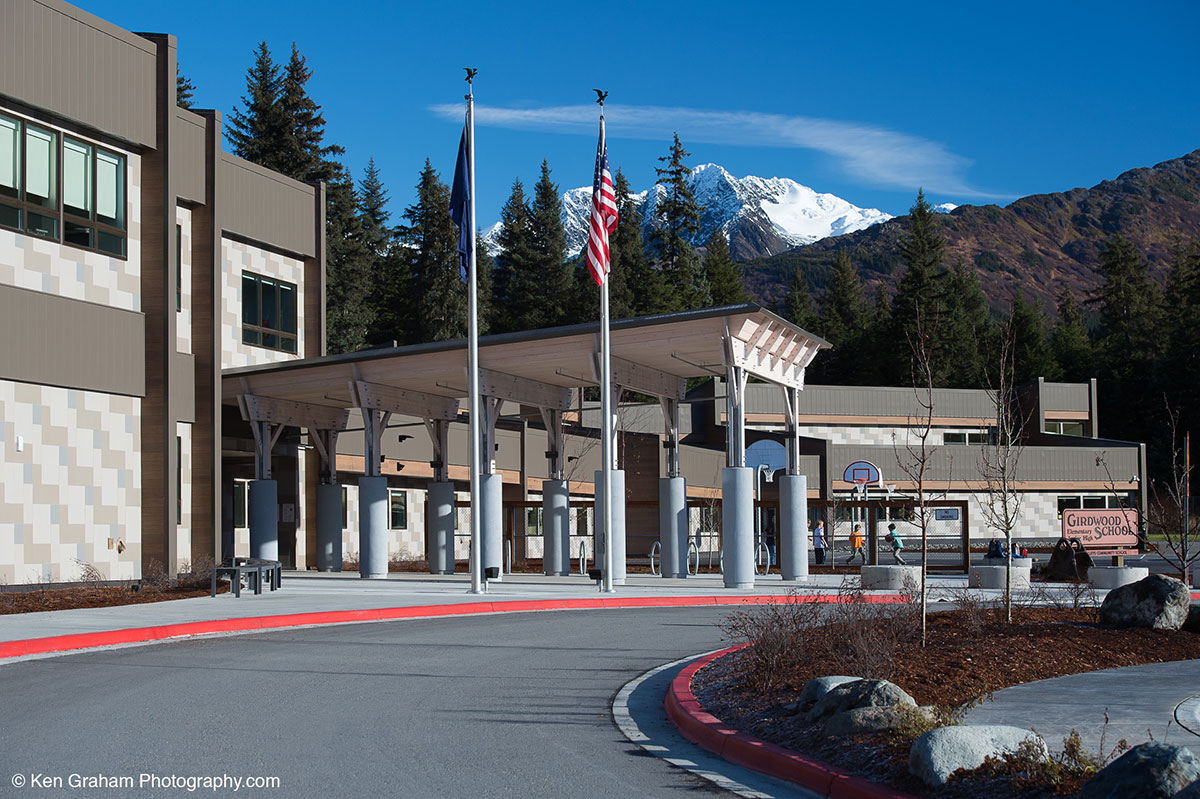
222;304;830;420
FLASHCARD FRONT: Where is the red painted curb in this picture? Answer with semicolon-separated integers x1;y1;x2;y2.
665;646;918;799
0;591;905;660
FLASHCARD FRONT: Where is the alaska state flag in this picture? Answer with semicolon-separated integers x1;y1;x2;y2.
449;125;472;282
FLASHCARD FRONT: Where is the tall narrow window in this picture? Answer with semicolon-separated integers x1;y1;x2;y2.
176;436;183;525
176;224;183;311
389;490;408;530
233;479;247;528
94;150;125;256
24;125;57;237
0;114;18;229
63;138;93;247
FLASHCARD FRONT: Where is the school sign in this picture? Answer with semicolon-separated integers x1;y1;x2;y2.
1061;508;1139;548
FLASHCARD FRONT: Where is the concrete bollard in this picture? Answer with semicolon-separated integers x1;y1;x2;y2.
1089;566;1150;589
860;565;923;590
969;564;1032;590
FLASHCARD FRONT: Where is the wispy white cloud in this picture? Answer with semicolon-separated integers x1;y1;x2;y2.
430;103;1008;200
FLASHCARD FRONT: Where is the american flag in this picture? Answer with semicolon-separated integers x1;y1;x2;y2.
586;122;619;286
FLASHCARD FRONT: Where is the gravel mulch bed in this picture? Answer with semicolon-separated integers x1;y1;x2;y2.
695;605;1200;797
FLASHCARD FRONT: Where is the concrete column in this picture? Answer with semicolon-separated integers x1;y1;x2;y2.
542;479;570;576
593;469;626;585
722;467;754;588
427;481;456;575
316;482;342;572
779;474;808;581
358;475;388;579
480;472;503;580
659;477;687;578
248;479;278;562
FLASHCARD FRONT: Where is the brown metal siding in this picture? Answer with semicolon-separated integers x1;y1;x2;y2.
0;284;145;396
218;155;318;257
0;0;156;147
171;108;207;204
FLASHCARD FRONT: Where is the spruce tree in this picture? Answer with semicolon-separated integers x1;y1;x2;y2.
939;262;993;387
176;65;197;109
650;133;708;310
703;229;749;306
492;180;536;333
812;250;869;383
1094;235;1164;375
1050;289;1094;382
403;161;466;343
325;167;374;353
889;190;947;385
1158;241;1200;432
226;42;288;171
357;159;409;347
781;267;819;332
1008;291;1061;384
278;43;344;182
525;161;572;329
610;169;659;317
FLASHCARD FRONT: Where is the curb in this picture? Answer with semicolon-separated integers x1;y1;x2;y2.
0;591;907;660
665;646;918;799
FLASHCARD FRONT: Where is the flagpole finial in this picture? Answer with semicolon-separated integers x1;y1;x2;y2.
464;68;477;100
593;89;608;109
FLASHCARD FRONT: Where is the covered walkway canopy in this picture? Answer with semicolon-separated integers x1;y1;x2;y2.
221;303;829;588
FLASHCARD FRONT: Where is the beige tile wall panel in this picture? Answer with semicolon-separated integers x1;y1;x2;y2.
0;380;140;583
176;205;192;353
0;284;146;396
220;238;305;368
171;110;207;204
339;485;427;565
218;155;318;258
0;151;142;311
0;0;156;147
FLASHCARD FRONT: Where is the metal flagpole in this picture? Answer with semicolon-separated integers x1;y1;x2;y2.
466;70;483;595
598;104;615;594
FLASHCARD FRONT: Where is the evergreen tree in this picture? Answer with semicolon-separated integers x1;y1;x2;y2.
650;133;708;310
1050;289;1094;382
939;261;993;387
781;267;819;332
176;65;197;109
226;42;288;171
610;169;659;317
357;159;409;347
1008;291;1061;384
811;250;869;383
1094;235;1164;375
1158;241;1200;433
278;43;344;182
860;286;895;385
889;190;947;384
492;180;536;333
524;161;572;329
403;161;466;343
703;229;748;306
325;168;373;353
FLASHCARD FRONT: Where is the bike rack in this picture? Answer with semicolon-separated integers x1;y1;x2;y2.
578;540;587;576
649;541;661;576
504;539;512;575
756;540;771;575
687;541;700;576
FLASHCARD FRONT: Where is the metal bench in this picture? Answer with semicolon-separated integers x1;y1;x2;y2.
210;558;282;597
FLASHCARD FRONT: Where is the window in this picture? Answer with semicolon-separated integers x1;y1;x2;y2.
1082;496;1106;509
341;486;348;530
0;112;127;256
388;489;408;530
233;479;249;528
1045;421;1086;436
1057;496;1082;519
242;272;298;353
176;436;183;525
176;224;183;311
943;432;990;445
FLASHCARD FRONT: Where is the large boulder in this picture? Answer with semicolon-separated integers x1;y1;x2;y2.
823;705;934;736
908;725;1047;786
1098;574;1191;630
1176;778;1200;798
1183;605;1200;634
797;676;860;707
807;678;916;723
1078;741;1200;799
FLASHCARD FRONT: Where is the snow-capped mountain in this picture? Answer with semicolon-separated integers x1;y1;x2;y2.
934;202;959;214
483;164;892;261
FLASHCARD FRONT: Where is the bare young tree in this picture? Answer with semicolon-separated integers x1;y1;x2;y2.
1095;400;1196;584
976;314;1029;622
893;303;939;646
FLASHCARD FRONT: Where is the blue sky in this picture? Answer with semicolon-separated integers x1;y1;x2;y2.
87;0;1198;227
